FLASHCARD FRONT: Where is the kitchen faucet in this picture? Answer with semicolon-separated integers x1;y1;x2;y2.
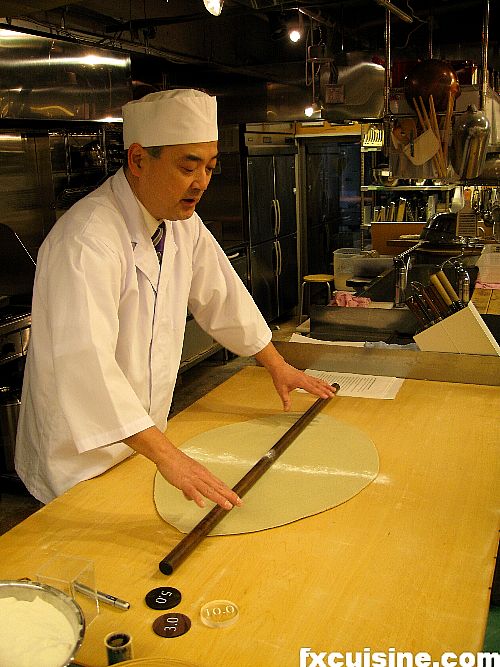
393;242;424;308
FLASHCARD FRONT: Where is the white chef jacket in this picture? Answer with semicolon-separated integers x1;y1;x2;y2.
15;168;272;503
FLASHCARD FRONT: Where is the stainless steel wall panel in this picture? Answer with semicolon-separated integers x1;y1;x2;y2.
0;132;54;259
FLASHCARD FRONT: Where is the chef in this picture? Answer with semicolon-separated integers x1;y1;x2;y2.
15;89;335;508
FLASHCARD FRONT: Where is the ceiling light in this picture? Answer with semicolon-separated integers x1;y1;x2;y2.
203;0;224;16
288;11;303;42
304;102;322;118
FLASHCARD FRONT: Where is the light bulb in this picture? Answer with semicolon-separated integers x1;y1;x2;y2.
203;0;223;16
304;106;314;117
289;29;301;42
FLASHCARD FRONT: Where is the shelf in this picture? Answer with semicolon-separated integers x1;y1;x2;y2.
361;185;455;191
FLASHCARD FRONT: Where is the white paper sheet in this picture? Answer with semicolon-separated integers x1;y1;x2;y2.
302;369;404;400
290;333;365;347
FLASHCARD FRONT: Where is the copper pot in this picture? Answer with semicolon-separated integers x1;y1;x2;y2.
404;59;461;112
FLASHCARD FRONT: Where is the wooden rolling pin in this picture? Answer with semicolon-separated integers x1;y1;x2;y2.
159;385;340;575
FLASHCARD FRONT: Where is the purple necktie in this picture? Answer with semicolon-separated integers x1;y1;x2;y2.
151;222;165;265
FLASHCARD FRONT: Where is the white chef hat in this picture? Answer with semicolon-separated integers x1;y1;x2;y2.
122;89;218;148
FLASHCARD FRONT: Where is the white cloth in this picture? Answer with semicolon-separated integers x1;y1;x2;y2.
15;169;271;503
122;90;218;148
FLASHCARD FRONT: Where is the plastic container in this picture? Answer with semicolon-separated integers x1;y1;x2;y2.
351;255;393;278
476;245;500;283
333;248;362;291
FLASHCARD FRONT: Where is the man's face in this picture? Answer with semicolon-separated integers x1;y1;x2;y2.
130;141;218;221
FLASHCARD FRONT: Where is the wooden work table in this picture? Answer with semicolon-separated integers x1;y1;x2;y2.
472;288;500;315
0;366;499;666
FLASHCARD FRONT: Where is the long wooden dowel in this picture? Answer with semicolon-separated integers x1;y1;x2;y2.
443;91;454;165
419;96;446;177
159;384;340;575
413;97;444;178
428;95;447;174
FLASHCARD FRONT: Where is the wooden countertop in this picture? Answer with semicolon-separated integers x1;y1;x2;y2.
0;367;499;665
472;288;500;315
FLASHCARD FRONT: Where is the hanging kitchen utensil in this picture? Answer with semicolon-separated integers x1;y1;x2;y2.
456;188;477;237
403;128;439;165
412;96;446;177
451;105;491;179
391;117;417;150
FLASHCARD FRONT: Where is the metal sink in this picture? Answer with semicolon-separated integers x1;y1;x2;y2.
309;303;418;344
355;263;479;304
308;263;479;344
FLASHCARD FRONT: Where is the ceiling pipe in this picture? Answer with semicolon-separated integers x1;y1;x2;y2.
427;10;433;59
383;5;391;157
375;0;413;23
480;0;489;111
296;6;336;29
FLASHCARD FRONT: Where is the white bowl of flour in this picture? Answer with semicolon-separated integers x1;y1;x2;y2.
0;579;85;667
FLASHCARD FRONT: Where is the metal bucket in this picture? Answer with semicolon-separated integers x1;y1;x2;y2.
0;580;85;666
451;104;491;180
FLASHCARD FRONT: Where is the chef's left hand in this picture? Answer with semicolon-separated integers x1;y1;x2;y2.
254;342;336;412
269;361;336;412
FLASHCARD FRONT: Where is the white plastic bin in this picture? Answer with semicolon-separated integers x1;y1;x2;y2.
333;248;362;291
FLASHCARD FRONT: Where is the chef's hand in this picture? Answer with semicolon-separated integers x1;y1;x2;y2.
158;445;242;510
254;342;337;412
124;427;242;510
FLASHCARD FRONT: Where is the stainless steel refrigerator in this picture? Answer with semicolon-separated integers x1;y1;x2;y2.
197;125;299;324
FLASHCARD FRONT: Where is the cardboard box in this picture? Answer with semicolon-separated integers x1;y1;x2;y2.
370;222;425;255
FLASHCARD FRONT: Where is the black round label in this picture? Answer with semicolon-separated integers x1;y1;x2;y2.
152;613;191;638
145;587;182;610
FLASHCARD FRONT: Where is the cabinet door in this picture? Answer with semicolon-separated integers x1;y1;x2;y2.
276;234;298;317
181;316;216;366
249;241;278;323
274;155;296;238
306;149;341;228
247;156;275;244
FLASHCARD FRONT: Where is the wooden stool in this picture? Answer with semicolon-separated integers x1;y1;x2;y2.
298;274;335;324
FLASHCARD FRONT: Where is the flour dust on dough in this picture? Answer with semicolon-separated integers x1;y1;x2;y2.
154;414;378;535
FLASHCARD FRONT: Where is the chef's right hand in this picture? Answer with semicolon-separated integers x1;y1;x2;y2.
124;426;242;510
157;444;242;510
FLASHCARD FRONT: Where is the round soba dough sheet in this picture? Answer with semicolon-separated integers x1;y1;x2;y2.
154;414;379;535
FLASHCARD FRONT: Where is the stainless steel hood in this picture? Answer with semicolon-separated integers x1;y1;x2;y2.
0;28;131;121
